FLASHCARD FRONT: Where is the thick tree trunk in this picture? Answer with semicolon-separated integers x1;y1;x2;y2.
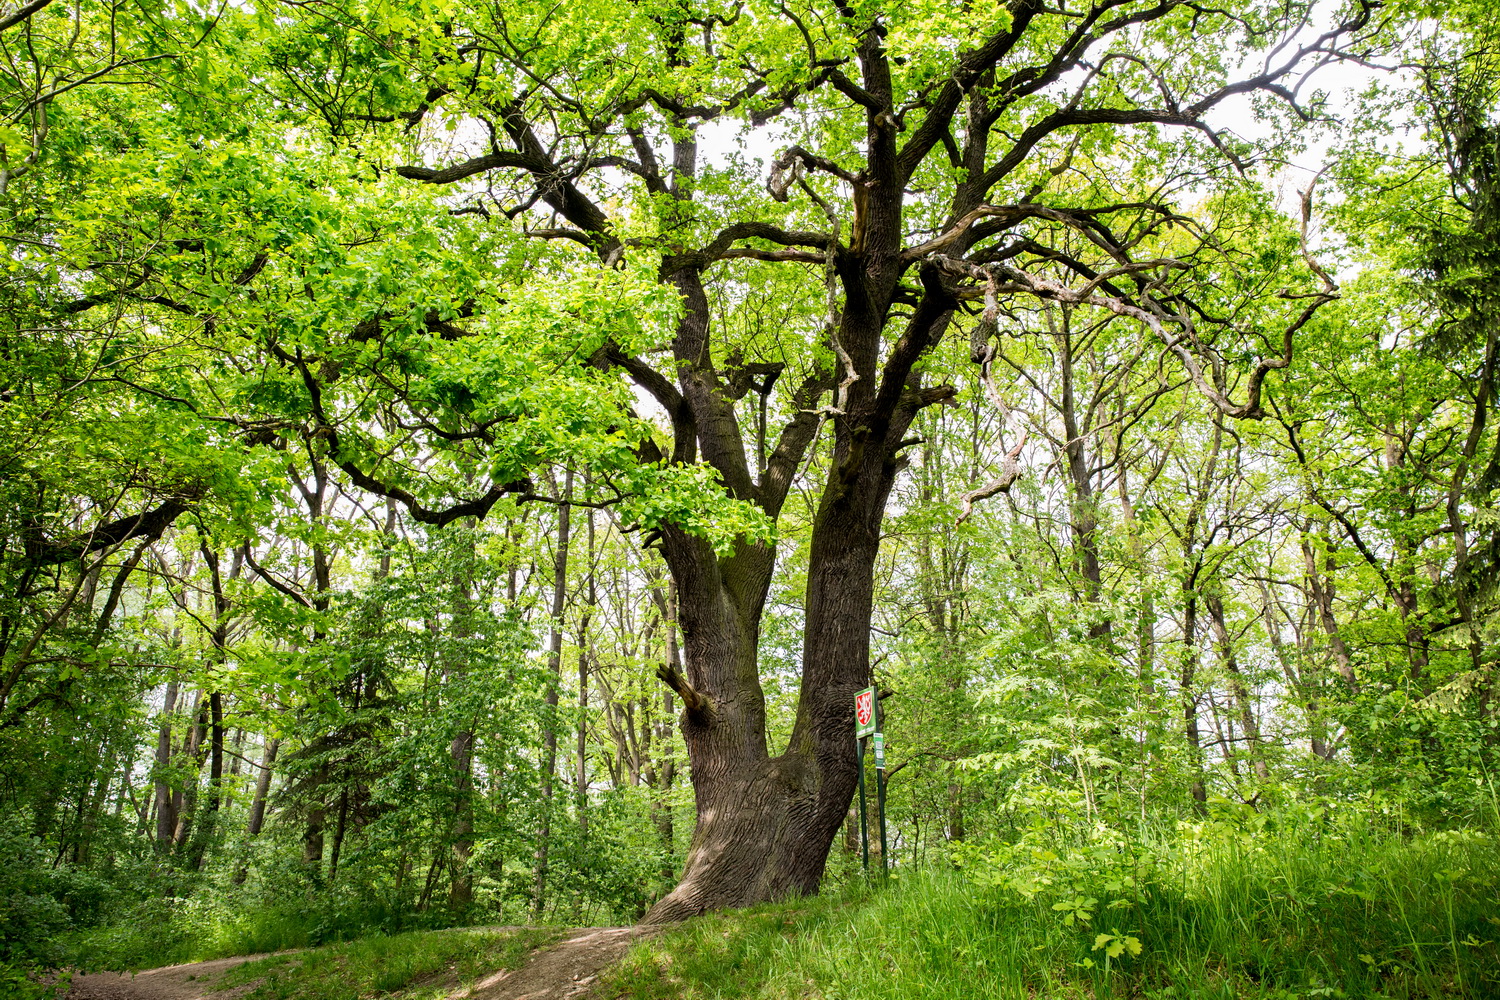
644;537;780;920
641;201;952;916
645;406;902;919
304;0;1362;924
650;529;889;919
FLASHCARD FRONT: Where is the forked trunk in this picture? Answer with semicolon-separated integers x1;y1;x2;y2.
645;456;890;921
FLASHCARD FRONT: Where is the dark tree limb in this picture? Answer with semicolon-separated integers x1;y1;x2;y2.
395;151;545;184
656;662;710;718
956;434;1028;525
26;493;202;567
0;0;59;32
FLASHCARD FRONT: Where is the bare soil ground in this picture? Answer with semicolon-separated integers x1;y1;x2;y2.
61;926;651;1000
62;955;272;1000
449;927;648;1000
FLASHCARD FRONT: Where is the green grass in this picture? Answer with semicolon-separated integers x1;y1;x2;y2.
65;893;498;972
211;925;564;1000
604;824;1500;1000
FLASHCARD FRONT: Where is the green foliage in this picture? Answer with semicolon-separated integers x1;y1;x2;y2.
0;817;72;968
4;0;1500;985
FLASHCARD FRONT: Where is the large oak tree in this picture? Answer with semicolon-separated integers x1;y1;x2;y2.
36;0;1379;918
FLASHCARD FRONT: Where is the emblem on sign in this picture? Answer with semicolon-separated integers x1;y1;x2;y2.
854;686;876;737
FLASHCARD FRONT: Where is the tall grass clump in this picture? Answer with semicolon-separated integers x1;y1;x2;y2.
607;805;1500;999
211;926;562;1000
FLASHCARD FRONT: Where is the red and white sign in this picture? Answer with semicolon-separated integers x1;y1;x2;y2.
854;686;876;737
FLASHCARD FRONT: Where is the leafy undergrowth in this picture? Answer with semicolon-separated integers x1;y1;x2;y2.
605;825;1500;1000
65;891;490;973
211;926;563;1000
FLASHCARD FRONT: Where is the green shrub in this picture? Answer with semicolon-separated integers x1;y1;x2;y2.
0;816;73;969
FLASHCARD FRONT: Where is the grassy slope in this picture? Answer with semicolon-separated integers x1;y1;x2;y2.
606;829;1500;1000
211;926;563;1000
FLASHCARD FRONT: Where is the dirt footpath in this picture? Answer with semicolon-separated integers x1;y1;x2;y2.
452;927;648;1000
63;926;653;1000
63;955;269;1000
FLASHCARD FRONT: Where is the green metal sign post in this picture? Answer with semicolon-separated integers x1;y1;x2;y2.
853;685;889;882
854;686;875;874
873;698;888;881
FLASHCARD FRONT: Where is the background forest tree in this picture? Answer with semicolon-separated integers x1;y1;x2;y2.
2;0;1500;990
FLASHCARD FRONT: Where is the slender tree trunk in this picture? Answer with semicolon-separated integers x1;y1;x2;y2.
946;769;966;842
416;848;443;911
650;576;679;863
1209;693;1240;782
189;690;225;869
1449;325;1497;678
532;468;573;919
79;746;118;865
172;691;206;851
1205;594;1268;784
154;680;180;846
1174;421;1222;815
1181;594;1208;813
1301;531;1357;692
576;505;596;838
447;726;474;909
1383;427;1432;684
234;736;279;885
190;544;238;869
302;804;325;868
246;737;278;837
447;521;478;911
1057;323;1107;634
1118;463;1157;698
916;417;970;844
1258;580;1328;760
228;728;244;782
288;458;335;874
328;789;350;886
